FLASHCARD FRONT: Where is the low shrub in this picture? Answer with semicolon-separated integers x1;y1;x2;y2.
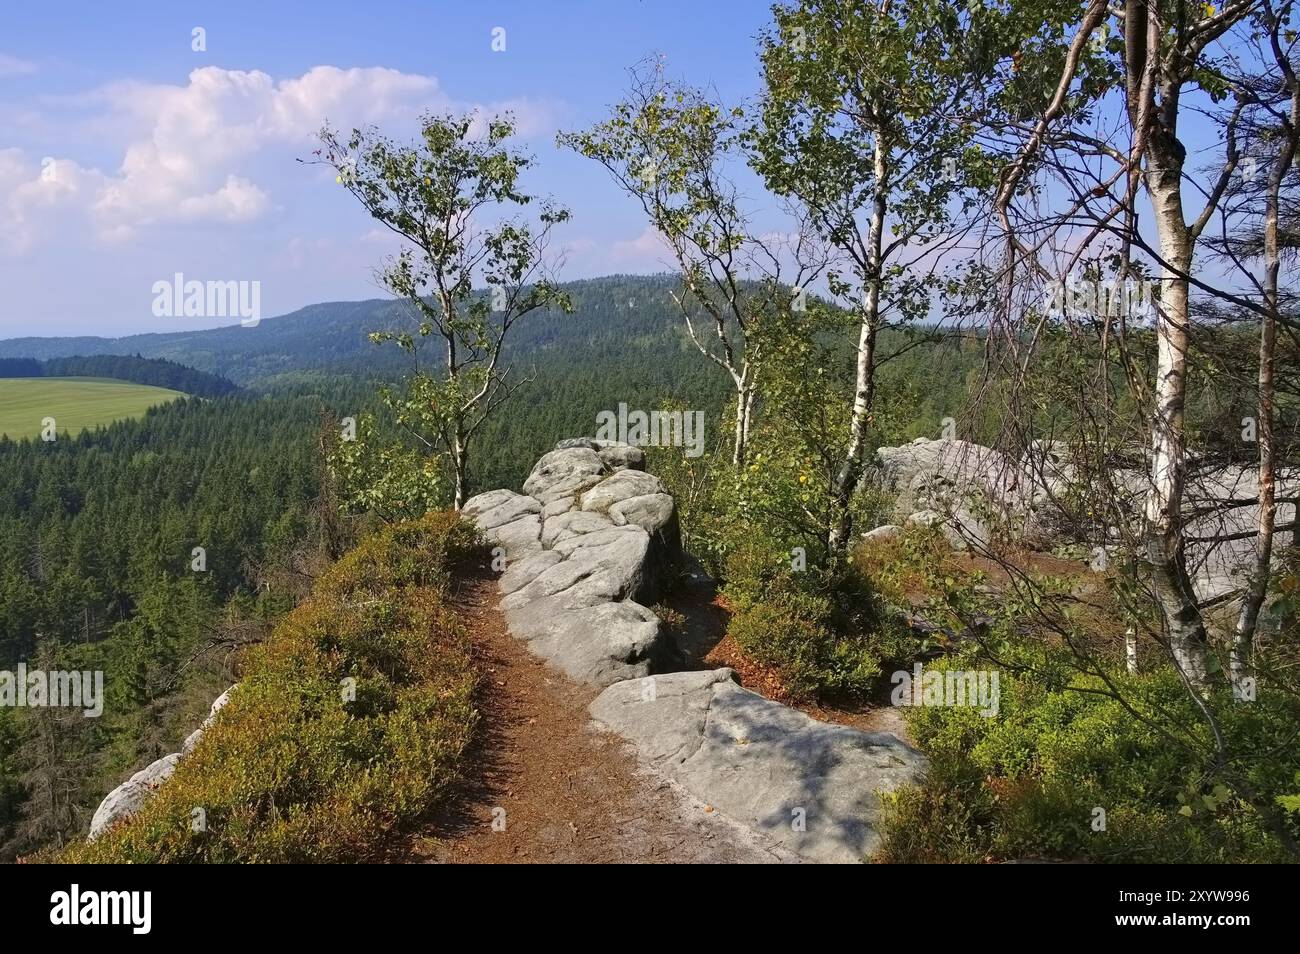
722;539;884;702
57;512;482;863
876;661;1300;863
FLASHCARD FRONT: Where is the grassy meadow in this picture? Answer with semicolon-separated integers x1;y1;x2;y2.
0;377;184;440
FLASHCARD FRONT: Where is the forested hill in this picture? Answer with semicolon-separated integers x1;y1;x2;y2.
0;276;701;387
0;355;238;398
0;274;991;490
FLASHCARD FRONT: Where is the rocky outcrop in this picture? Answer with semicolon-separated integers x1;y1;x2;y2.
870;437;1041;550
470;439;926;863
865;436;1298;609
89;686;235;839
1182;463;1298;604
589;669;927;864
464;439;682;687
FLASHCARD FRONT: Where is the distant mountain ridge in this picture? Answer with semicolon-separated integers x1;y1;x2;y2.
0;276;691;387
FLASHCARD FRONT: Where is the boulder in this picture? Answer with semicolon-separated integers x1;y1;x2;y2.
470;493;541;531
1182;463;1299;604
466;440;682;685
609;492;682;567
873;438;1053;548
556;437;646;471
523;447;607;505
460;488;514;519
482;512;542;560
503;526;655;609
462;489;523;520
89;753;180;839
540;509;616;548
905;508;989;551
590;669;927;863
90;684;237;838
580;470;668;513
204;686;236;726
499;549;564;595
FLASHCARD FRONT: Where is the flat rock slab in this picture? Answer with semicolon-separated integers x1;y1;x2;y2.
590;669;927;864
513;600;665;687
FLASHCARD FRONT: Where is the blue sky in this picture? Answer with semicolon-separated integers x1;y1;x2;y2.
0;1;782;337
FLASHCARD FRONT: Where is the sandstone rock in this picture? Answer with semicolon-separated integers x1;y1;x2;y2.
541;496;579;520
499;549;564;595
466;440;678;687
609;492;682;566
540;509;615;548
590;669;927;863
523;448;607;505
89;753;181;839
89;685;237;838
862;524;902;542
905;508;988;551
555;437;646;471
205;686;236;726
472;493;541;531
462;489;522;519
517;600;665;686
503;527;655;609
481;513;542;559
580;470;668;513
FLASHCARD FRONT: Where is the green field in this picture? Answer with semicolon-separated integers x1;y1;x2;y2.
0;377;185;440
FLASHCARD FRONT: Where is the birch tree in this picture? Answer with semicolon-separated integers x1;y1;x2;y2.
560;63;824;469
317;113;570;509
752;0;1005;555
1214;0;1300;691
990;0;1264;690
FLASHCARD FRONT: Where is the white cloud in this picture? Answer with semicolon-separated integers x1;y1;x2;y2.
0;65;563;248
609;225;673;266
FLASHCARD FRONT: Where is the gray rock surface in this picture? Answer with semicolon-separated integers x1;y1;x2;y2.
522;447;607;505
872;437;1035;548
466;440;681;686
589;669;927;863
471;440;927;862
89;754;180;839
518;600;667;685
872;437;1299;611
89;685;236;838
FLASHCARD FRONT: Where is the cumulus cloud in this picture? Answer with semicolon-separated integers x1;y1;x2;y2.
1;65;562;247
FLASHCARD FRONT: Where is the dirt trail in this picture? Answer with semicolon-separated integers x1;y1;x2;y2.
411;570;796;864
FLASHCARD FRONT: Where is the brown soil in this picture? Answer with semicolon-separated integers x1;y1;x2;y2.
409;568;796;864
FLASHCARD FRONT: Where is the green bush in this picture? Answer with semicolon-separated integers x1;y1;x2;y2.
876;661;1300;863
723;539;883;701
57;512;482;863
